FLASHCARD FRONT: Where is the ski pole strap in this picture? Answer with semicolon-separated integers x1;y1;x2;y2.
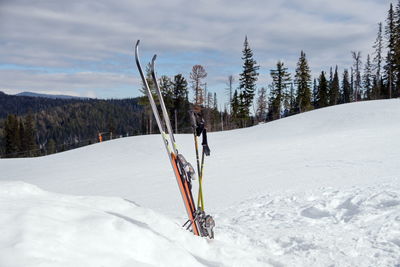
189;111;205;137
201;129;210;156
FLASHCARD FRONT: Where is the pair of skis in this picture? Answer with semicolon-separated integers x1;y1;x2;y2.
134;40;215;239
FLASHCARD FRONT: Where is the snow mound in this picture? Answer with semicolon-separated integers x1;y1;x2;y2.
0;181;264;267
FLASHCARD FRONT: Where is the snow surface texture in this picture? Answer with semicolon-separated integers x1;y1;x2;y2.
1;99;400;266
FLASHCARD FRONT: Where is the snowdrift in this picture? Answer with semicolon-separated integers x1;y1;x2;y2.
0;181;261;267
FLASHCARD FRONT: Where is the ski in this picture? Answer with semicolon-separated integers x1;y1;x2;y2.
134;40;214;238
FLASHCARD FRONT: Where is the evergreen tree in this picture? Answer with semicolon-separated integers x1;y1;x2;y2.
18;119;25;154
373;22;383;99
4;114;19;157
394;1;400;96
172;74;189;133
23;113;37;157
352;51;362;101
384;3;396;98
350;67;354;102
294;51;312;112
317;71;329;108
363;54;373;100
238;36;260;119
213;92;218;110
139;63;156;134
288;83;296;114
342;69;351;103
231;89;240;123
269;61;291;120
47;139;56;155
313;78;318;108
329;66;340;105
159;75;174;112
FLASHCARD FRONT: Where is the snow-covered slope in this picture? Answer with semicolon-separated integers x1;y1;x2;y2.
0;181;260;267
1;99;400;266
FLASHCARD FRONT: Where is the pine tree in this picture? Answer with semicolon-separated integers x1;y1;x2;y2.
231;89;240;123
363;54;373;100
47;139;56;155
394;1;400;96
213;92;218;110
384;3;396;98
288;83;296;114
269;61;291;120
18;119;25;155
138;63;156;134
23;113;37;157
4;114;19;157
159;75;173;112
352;51;362;101
317;71;329;108
238;36;260;119
373;22;383;99
313;78;318;108
350;67;354;102
172;74;189;133
294;51;312;113
342;69;351;103
329;66;340;105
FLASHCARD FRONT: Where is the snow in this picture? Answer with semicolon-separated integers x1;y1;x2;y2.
1;99;400;266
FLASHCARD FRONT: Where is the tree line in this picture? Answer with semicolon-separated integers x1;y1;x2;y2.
228;1;400;125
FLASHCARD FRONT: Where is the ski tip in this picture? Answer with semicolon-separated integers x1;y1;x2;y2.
136;40;140;46
152;54;157;62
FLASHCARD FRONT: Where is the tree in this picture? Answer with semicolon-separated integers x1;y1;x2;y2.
269;61;291;120
4;114;19;157
159;75;174;112
294;51;312;112
172;74;189;133
255;87;268;122
317;71;329;108
363;54;373;100
394;1;400;96
213;92;218;110
238;36;260;119
352;51;362;101
384;3;396;98
329;66;340;105
226;75;234;113
138;63;156;134
230;89;240;123
23;114;37;157
373;22;383;99
190;65;207;107
342;69;351;103
313;78;318;108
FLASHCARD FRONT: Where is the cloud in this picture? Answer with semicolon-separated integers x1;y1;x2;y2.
0;0;393;100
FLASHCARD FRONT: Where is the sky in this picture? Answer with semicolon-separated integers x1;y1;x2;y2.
0;0;394;104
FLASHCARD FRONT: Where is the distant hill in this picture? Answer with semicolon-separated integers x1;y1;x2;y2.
0;91;146;157
16;91;87;100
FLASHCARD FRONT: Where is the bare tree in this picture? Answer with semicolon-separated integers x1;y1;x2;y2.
256;87;268;122
190;65;207;106
225;75;234;113
352;51;362;101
